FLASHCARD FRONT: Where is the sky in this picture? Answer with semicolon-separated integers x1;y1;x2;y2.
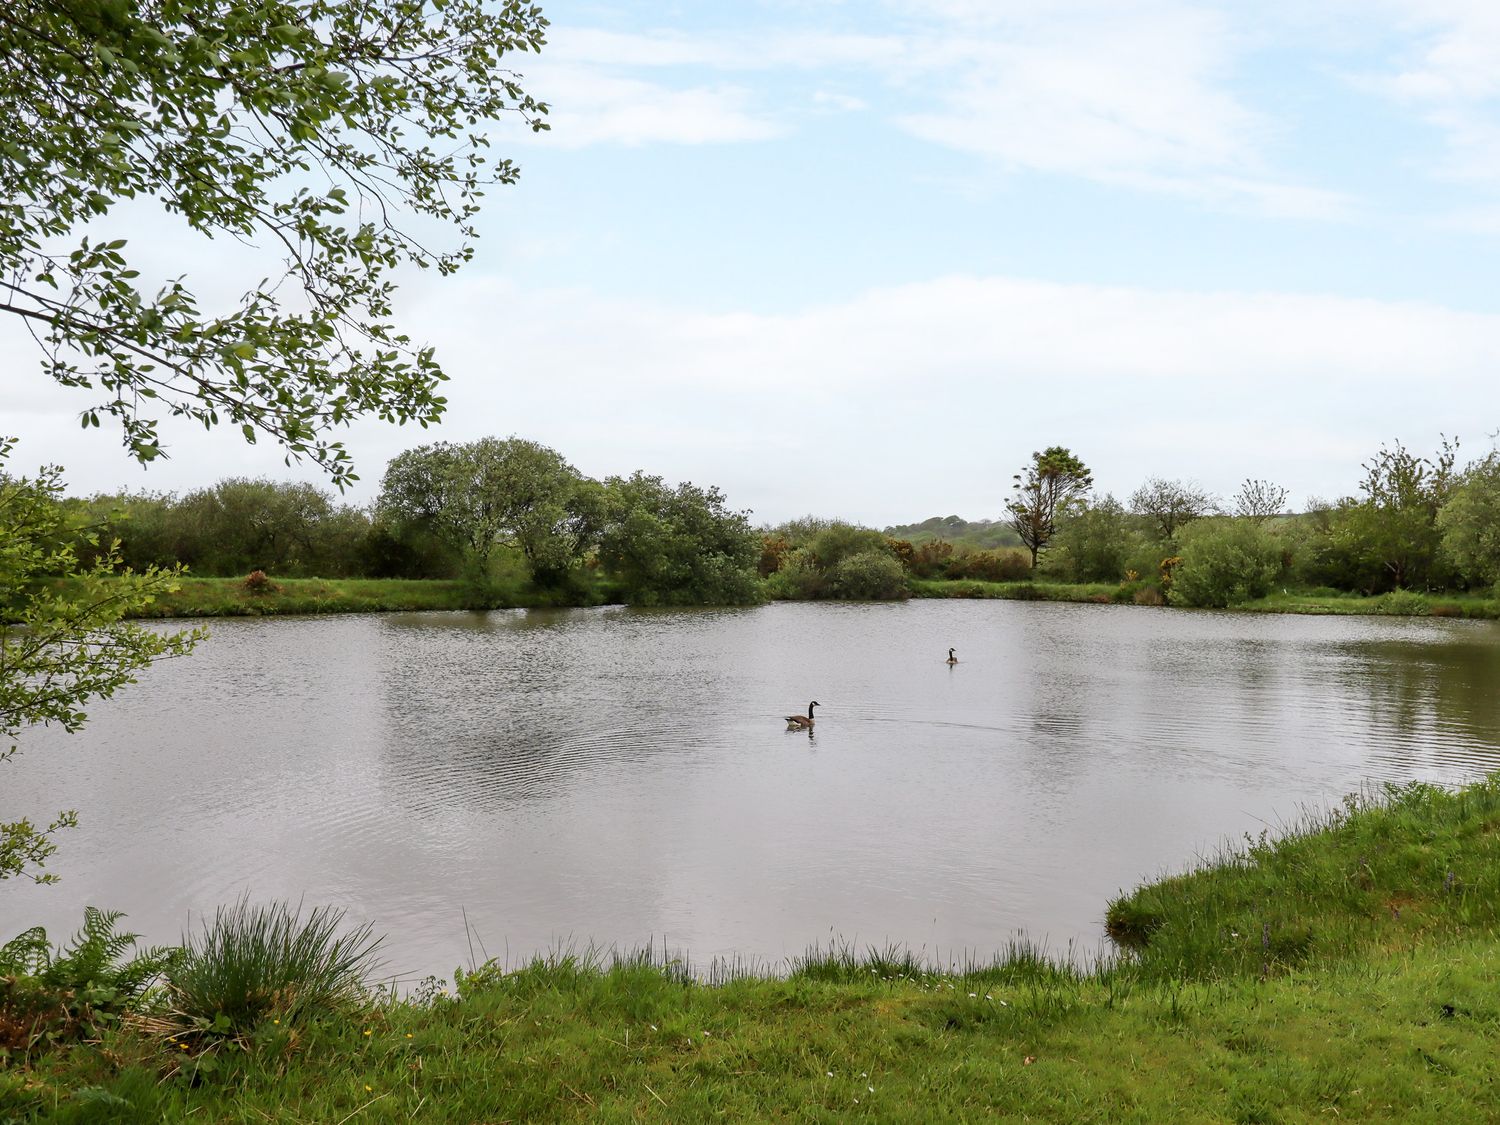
4;0;1500;527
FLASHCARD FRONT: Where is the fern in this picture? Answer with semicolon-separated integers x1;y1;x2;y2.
1;907;180;1050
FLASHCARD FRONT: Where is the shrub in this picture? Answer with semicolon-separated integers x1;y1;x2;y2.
826;550;909;600
166;900;383;1035
1377;590;1428;616
946;548;1030;583
242;569;275;593
908;539;954;578
1133;584;1166;606
1169;520;1282;608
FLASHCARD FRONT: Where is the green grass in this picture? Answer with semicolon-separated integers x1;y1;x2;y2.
913;578;1500;620
1240;588;1500;619
54;573;624;619
11;778;1500;1121
910;578;1126;604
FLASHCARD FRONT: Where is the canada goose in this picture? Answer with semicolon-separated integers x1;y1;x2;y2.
785;701;819;729
947;648;959;664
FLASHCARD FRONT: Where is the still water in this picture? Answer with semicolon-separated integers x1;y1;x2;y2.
4;601;1500;979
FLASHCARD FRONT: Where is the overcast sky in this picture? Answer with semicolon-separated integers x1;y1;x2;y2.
5;0;1500;527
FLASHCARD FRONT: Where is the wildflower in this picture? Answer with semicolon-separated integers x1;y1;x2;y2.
363;1029;372;1037
868;1086;875;1093
273;1019;280;1025
827;1072;834;1078
365;1085;373;1092
180;1043;189;1051
406;1033;413;1039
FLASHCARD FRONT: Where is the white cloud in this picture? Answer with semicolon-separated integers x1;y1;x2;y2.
1355;2;1500;187
525;65;782;148
531;5;1345;216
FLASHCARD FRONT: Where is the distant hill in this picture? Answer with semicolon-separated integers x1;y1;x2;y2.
881;515;1023;550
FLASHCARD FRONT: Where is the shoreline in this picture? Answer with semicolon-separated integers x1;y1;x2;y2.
95;575;1500;622
11;773;1500;1119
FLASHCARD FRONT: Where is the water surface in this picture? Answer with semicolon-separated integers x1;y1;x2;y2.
4;601;1499;978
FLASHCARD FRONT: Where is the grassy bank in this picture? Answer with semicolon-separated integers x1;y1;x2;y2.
57;573;1500;621
70;575;619;618
914;578;1500;619
9;777;1500;1121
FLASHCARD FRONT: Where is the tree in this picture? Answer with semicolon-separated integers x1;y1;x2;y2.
1006;447;1093;568
1233;479;1289;523
1349;437;1458;590
1129;478;1219;540
378;438;599;586
1;439;200;882
1051;494;1135;582
1437;452;1500;589
598;473;760;605
1;1;548;486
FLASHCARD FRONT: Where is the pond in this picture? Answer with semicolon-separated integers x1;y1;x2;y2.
4;601;1500;981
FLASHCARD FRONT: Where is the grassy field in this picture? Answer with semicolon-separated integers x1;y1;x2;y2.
8;777;1500;1121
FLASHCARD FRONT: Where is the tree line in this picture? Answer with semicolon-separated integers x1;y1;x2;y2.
40;432;1500;614
59;437;762;607
982;436;1500;607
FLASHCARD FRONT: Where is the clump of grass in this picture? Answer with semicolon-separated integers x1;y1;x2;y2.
165;900;382;1035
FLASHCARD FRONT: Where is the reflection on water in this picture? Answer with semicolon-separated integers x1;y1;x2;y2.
3;602;1499;978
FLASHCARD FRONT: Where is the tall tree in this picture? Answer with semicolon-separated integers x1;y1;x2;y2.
1233;479;1289;523
1130;478;1219;541
1348;437;1458;590
1;440;201;882
1;0;548;486
1438;452;1500;589
1006;447;1093;568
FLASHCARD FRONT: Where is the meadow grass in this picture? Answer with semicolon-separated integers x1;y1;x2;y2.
55;573;625;619
9;777;1500;1121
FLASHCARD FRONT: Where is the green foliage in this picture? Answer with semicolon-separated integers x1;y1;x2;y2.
1;0;549;486
825;550;908;600
881;515;1022;550
1048;493;1136;582
1;908;178;1055
597;473;761;606
1006;446;1093;567
1438;452;1500;590
943;548;1031;582
379;438;600;587
1;439;202;882
166;900;383;1036
1347;437;1459;591
760;520;909;599
1169;518;1283;608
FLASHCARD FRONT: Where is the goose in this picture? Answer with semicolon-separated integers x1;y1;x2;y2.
785;701;819;730
946;648;959;664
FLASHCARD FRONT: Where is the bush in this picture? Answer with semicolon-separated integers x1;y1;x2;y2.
166;900;383;1035
945;548;1030;583
1377;590;1428;616
825;550;909;600
1169;519;1283;608
243;569;275;592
